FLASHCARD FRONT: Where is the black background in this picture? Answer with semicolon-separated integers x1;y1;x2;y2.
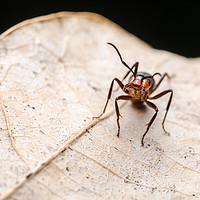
1;1;200;57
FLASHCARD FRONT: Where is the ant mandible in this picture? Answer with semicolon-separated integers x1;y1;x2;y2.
94;43;173;147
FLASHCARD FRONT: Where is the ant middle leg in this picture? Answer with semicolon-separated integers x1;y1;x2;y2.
93;78;124;119
115;95;132;137
151;73;170;93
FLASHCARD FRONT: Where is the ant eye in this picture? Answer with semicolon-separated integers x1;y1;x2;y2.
125;89;129;93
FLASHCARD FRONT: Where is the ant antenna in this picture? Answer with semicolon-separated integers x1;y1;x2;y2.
107;43;135;76
143;72;162;80
152;72;162;78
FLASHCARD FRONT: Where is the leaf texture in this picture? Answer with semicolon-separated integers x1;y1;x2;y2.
0;12;200;200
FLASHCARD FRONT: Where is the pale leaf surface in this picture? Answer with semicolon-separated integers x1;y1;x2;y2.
0;12;200;200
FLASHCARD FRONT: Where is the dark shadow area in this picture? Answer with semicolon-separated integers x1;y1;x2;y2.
0;1;199;57
131;101;147;111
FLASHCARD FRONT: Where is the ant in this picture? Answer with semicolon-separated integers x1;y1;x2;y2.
94;43;173;146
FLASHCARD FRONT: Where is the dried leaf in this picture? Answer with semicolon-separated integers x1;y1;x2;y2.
0;12;200;200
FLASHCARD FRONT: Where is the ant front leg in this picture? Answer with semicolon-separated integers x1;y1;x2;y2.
149;89;173;135
141;101;158;147
93;78;124;119
121;62;139;82
114;62;138;92
114;62;139;92
115;95;132;137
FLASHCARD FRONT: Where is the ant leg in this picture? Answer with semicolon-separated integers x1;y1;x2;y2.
149;89;173;135
93;78;124;119
151;73;170;93
115;95;132;137
141;101;158;147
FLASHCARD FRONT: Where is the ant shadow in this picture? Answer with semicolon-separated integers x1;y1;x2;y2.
130;101;147;112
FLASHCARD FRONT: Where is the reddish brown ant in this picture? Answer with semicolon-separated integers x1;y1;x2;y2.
94;43;173;146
